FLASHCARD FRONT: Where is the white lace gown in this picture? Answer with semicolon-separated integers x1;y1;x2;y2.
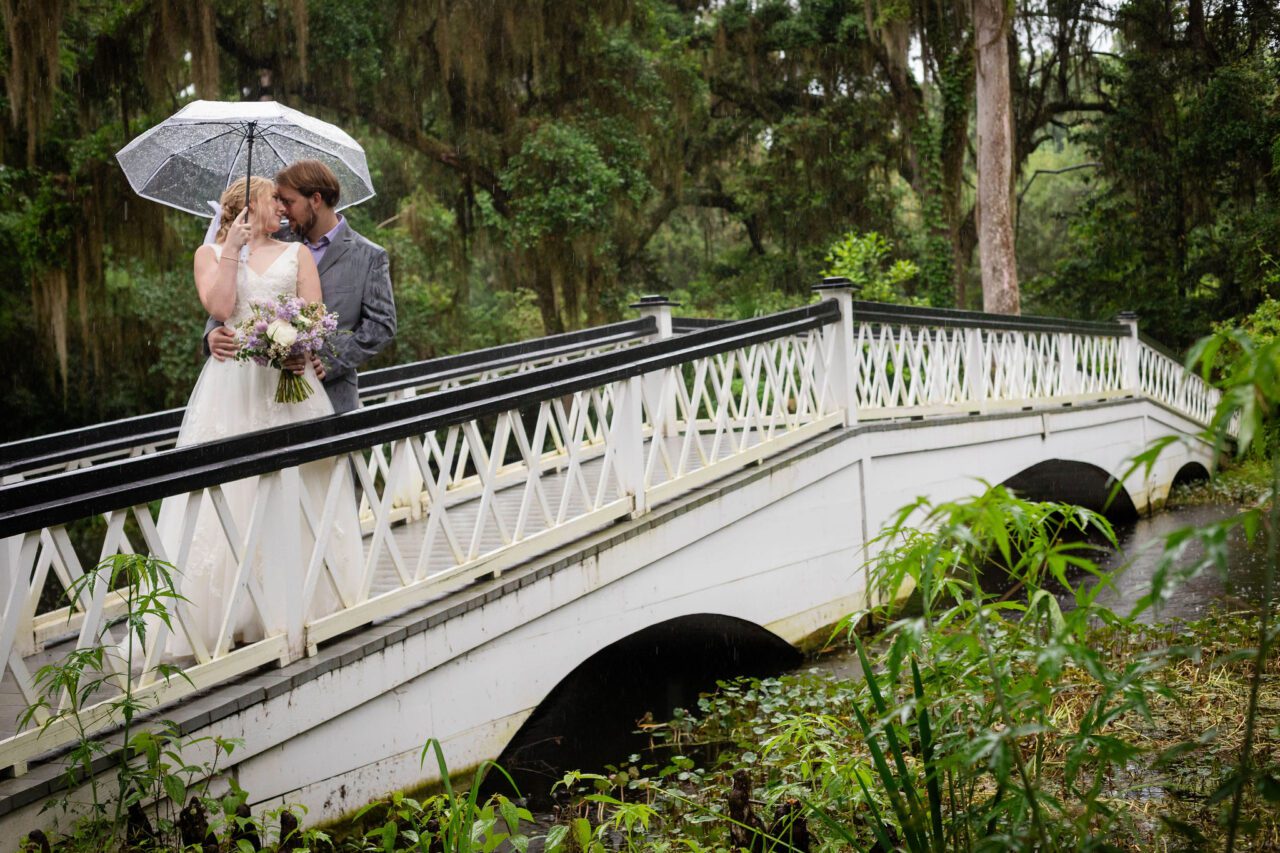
154;242;363;660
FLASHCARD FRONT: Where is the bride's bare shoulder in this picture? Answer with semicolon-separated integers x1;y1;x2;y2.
195;243;221;259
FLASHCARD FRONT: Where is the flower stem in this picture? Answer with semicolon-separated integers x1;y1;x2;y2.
276;370;313;404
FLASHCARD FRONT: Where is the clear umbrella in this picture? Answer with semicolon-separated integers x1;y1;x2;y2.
115;100;375;218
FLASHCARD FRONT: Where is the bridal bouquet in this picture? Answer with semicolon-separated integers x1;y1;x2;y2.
232;296;340;403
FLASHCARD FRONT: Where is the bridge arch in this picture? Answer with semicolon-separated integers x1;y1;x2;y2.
1001;459;1139;523
492;613;799;803
1172;460;1211;490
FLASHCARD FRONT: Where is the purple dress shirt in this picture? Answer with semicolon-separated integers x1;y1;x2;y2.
305;215;346;266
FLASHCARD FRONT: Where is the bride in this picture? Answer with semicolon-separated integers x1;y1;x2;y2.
150;177;363;662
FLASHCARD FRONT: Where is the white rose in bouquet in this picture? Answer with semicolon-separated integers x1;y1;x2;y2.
266;319;299;348
235;297;342;403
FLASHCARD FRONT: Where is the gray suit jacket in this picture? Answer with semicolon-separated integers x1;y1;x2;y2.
203;222;397;414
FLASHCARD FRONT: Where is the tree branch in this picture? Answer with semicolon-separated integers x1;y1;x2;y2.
1017;162;1102;204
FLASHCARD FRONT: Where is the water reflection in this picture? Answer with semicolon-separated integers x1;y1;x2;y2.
1082;503;1265;623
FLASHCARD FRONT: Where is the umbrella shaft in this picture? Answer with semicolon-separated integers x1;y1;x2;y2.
244;122;257;217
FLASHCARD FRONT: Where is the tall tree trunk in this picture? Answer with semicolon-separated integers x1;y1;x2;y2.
531;260;563;335
974;0;1019;315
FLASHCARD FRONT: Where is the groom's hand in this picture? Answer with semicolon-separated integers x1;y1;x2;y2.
208;326;238;361
282;354;326;379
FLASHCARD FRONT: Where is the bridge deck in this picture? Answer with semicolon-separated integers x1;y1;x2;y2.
0;431;741;744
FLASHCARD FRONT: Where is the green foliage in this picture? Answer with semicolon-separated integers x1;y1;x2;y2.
19;554;247;851
500;123;625;248
822;230;923;305
1222;296;1280;347
8;0;1279;438
1025;2;1280;347
102;258;209;408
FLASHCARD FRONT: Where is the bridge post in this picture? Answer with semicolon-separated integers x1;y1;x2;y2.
1;533;37;659
1059;332;1079;397
1116;311;1141;395
965;329;987;411
387;390;425;520
813;278;859;426
261;468;307;663
0;534;31;674
632;296;679;437
612;375;648;516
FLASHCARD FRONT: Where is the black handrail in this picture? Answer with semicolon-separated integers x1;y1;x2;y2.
849;300;1127;336
356;319;654;397
0;301;839;538
671;317;729;332
0;318;656;480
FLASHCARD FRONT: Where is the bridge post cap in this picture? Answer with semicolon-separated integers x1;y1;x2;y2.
1115;310;1139;322
630;294;681;308
812;276;857;291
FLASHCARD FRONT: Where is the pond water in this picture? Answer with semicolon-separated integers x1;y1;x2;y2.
1084;502;1266;621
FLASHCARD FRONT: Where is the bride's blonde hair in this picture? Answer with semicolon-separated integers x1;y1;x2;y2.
215;177;276;243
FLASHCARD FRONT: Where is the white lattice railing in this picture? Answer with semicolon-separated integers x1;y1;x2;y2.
836;298;1224;430
0;292;1229;775
1138;337;1222;426
844;299;1134;420
0;303;841;773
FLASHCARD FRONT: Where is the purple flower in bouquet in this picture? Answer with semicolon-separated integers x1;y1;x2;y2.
278;297;302;322
231;297;342;403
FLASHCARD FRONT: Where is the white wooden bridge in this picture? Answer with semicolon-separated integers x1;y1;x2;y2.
0;283;1223;843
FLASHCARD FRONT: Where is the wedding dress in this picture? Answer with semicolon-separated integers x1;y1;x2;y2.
152;241;363;661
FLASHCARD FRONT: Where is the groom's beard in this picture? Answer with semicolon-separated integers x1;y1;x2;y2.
289;209;318;241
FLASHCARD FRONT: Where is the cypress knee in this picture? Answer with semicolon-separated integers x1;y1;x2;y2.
22;830;51;853
727;769;766;852
769;798;811;852
178;797;218;853
279;811;302;851
231;801;261;851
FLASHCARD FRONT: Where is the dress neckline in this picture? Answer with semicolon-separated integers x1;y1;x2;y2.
217;241;295;278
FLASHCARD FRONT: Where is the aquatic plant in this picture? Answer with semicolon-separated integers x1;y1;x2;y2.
17;554;248;850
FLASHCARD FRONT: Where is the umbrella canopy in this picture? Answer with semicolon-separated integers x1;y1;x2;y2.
115;100;374;218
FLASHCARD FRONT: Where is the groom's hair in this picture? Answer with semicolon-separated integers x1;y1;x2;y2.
276;160;340;208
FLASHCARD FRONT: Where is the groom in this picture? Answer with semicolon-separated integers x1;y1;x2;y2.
206;160;397;413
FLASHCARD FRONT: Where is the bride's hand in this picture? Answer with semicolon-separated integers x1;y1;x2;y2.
224;208;251;253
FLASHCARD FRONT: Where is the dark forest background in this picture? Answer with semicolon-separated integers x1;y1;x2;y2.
1;0;1277;440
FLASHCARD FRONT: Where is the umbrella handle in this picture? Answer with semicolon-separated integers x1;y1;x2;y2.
243;121;257;219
